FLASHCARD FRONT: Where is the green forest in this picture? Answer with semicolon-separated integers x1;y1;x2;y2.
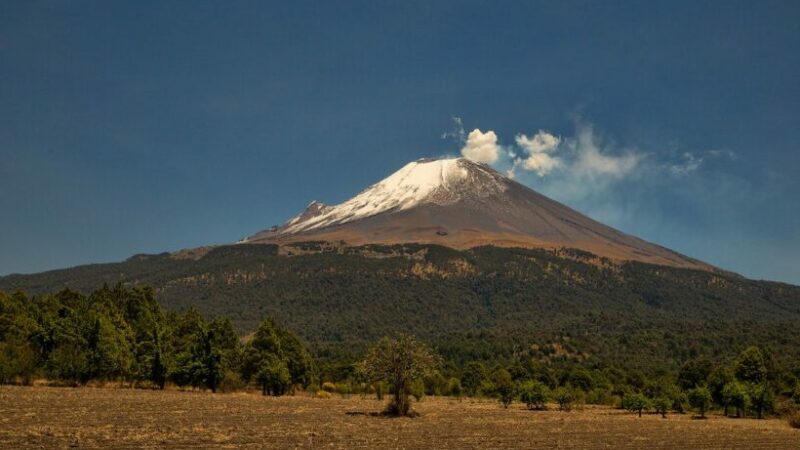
2;243;799;373
1;284;799;420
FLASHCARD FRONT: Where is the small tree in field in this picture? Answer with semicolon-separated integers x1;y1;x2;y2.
722;381;749;418
652;397;669;418
747;382;774;419
553;386;576;412
688;386;712;418
357;335;440;417
519;380;550;410
626;392;649;417
492;368;515;408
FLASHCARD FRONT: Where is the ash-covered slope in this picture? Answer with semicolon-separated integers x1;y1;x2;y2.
246;157;709;270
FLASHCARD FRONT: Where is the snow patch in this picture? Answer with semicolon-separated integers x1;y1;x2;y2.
283;158;502;233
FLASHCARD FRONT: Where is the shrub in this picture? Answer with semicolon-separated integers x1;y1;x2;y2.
519;380;550;410
586;387;614;405
446;377;462;398
218;370;246;393
410;379;425;402
461;362;488;397
374;381;387;400
335;381;353;398
424;372;446;396
478;380;496;398
492;369;515;408
553;386;576;412
788;410;800;429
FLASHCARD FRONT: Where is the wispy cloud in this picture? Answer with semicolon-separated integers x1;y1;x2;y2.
568;123;641;179
444;118;742;205
440;116;797;284
441;116;466;144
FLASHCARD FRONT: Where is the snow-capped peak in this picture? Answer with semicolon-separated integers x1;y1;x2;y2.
282;157;506;234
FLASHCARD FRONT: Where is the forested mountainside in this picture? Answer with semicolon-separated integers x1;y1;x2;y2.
2;243;799;372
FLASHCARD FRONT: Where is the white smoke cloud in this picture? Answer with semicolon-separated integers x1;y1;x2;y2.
514;131;562;176
461;128;501;164
520;152;561;175
569;124;640;178
515;131;560;154
446;118;711;200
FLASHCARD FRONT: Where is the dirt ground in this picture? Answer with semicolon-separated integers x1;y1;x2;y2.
0;385;797;449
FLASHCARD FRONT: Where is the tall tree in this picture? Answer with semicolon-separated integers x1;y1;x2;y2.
688;386;712;418
735;347;767;384
242;318;314;395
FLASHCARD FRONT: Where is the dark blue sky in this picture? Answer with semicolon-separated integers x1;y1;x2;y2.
1;1;798;284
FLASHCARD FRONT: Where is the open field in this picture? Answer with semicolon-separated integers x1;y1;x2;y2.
0;386;797;449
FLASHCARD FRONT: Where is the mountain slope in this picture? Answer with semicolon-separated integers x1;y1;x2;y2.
245;158;709;270
1;244;798;368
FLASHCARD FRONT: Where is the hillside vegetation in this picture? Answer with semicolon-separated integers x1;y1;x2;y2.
1;243;799;374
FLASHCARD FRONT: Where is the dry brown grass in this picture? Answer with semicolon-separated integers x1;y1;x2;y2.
1;385;798;449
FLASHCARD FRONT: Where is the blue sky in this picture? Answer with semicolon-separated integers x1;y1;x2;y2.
1;1;798;284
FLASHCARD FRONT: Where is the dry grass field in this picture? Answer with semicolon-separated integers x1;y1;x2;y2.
1;385;798;449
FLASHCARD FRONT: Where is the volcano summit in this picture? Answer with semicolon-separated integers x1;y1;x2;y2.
245;157;707;270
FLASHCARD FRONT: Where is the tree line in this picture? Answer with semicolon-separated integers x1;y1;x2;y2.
1;285;799;422
0;286;314;394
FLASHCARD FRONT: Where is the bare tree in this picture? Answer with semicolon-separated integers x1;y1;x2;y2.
356;334;440;416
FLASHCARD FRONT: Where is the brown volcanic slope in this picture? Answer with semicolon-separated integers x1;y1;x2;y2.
245;157;710;270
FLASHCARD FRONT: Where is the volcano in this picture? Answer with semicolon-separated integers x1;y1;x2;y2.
244;157;708;270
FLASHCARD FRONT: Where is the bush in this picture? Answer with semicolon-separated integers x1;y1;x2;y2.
373;381;387;400
316;390;333;399
335;381;353;398
554;386;576;412
586;387;614;405
218;370;246;393
519;380;550;410
492;369;515;408
424;372;446;396
410;379;425;402
788;412;800;429
478;380;496;397
446;377;462;398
